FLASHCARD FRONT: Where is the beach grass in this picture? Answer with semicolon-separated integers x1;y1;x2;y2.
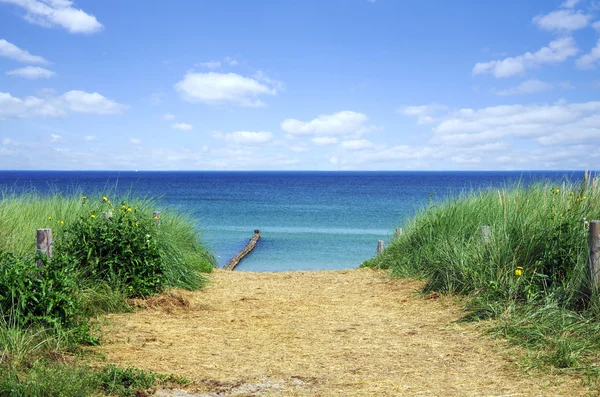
363;176;600;377
0;189;213;395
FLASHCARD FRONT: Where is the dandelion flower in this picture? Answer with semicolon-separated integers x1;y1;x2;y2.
103;196;108;202
91;214;96;219
127;207;132;212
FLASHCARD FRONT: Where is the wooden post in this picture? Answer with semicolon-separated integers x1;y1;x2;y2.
103;211;112;219
377;240;384;255
36;228;52;267
395;228;403;238
589;221;600;290
153;211;161;226
479;225;491;244
224;230;261;270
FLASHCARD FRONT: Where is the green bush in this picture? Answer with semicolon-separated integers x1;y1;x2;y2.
0;252;84;331
55;198;165;297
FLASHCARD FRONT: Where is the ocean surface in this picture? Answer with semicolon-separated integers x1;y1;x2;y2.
0;171;588;271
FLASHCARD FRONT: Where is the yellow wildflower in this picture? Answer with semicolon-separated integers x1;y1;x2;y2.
135;223;139;227
81;196;87;201
91;214;96;219
103;196;108;201
48;216;52;220
127;207;132;212
515;266;523;277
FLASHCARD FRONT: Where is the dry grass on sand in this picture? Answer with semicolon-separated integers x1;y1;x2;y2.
95;269;591;396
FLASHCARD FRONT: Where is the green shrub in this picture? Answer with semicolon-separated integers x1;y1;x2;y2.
0;252;84;331
55;198;165;297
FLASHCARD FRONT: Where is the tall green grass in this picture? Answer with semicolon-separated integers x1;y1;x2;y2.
0;190;214;395
364;177;600;375
0;190;215;287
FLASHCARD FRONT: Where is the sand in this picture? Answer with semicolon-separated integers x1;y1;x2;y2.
95;269;590;396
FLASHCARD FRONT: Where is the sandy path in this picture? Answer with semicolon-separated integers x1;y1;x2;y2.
97;269;589;396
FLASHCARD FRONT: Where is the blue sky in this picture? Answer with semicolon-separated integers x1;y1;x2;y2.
0;0;599;170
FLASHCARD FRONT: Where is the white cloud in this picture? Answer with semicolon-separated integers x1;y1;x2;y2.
224;56;238;66
533;9;592;31
83;135;95;142
0;39;48;64
175;72;279;107
593;20;600;32
6;66;55;79
340;139;375;150
198;61;222;69
0;0;103;34
0;90;128;118
575;39;600;69
311;137;338;145
61;90;128;114
162;113;175;120
431;100;600;147
399;104;447;124
472;37;578;78
49;134;61;142
281;111;370;136
221;131;273;145
129;138;141;145
494;79;553;95
561;0;579;8
253;70;285;91
171;122;193;131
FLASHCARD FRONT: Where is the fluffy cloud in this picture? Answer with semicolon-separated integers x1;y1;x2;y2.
61;91;128;114
0;39;48;64
281;111;369;136
575;39;600;69
494;79;553;95
221;131;273;145
0;0;103;34
311;137;338;145
162;113;175;120
174;72;278;107
593;20;600;32
561;0;579;8
533;9;592;31
399;104;447;124
472;37;578;78
0;90;128;118
129;138;141;145
171;122;193;131
6;66;55;79
431;100;600;147
339;139;375;150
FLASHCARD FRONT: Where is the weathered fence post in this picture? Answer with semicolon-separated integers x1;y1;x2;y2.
377;240;384;255
153;211;161;226
103;211;112;219
479;225;491;244
589;221;600;290
36;228;52;268
395;228;403;238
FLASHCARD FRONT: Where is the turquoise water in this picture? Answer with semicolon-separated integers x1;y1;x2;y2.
0;171;587;271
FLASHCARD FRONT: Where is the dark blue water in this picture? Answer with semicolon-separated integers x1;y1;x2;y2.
0;171;588;271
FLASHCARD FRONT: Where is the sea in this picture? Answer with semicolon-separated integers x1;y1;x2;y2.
0;171;589;272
